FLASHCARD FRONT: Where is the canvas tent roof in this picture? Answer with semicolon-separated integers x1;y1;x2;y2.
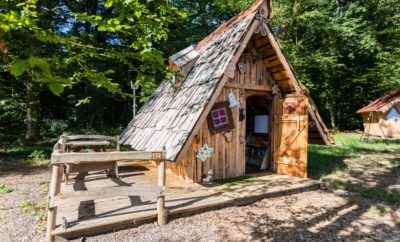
120;0;333;161
357;88;400;114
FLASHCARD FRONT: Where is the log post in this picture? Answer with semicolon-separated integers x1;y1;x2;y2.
116;135;120;151
157;148;167;225
46;164;62;242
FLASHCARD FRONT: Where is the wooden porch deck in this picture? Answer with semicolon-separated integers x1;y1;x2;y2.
53;161;320;239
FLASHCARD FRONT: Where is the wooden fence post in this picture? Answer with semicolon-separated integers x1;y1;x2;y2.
116;135;120;151
157;148;167;225
46;164;62;242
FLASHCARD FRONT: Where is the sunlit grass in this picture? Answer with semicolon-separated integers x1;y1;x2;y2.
308;133;400;205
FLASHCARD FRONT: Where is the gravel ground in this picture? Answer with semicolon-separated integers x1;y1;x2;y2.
0;167;399;242
0;168;49;242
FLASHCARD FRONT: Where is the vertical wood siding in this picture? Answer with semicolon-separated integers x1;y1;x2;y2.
169;53;273;182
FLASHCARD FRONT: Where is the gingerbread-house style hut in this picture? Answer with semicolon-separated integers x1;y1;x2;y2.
357;88;400;138
121;0;334;182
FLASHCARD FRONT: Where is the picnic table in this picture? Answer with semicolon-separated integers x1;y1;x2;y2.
60;135;120;184
65;140;111;152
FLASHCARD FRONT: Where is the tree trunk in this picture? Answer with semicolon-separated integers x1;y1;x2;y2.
328;105;336;129
25;79;40;144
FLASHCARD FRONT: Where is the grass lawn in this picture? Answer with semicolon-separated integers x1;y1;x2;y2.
0;145;51;172
308;133;400;205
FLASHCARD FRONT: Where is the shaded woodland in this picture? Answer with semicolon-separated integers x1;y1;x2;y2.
0;0;399;144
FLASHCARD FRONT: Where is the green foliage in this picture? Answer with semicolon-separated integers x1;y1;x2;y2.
0;184;14;193
271;0;400;129
28;150;48;161
0;97;25;132
1;0;399;144
0;0;185;141
20;198;47;227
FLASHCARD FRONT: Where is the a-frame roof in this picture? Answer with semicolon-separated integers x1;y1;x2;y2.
120;0;333;160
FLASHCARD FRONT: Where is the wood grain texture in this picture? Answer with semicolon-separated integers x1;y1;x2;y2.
174;48;273;182
275;95;308;178
52;151;165;164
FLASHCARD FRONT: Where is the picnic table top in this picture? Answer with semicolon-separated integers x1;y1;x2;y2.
65;140;111;147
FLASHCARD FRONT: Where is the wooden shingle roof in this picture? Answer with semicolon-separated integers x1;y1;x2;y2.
121;0;334;159
357;88;400;114
120;11;256;160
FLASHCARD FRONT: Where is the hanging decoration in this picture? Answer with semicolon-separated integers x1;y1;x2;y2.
228;92;240;108
238;62;247;74
196;144;214;162
224;131;233;143
207;101;235;133
272;84;280;95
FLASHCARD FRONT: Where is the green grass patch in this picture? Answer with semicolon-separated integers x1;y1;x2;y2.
308;133;400;179
20;199;47;229
361;188;400;205
216;175;257;187
0;145;51;171
0;184;14;193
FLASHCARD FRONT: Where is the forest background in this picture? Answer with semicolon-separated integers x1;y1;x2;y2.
0;0;399;145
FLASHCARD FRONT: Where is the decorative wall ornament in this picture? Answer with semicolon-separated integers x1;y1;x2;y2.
238;62;247;73
196;144;214;162
228;92;240;108
284;102;299;114
255;8;266;21
239;135;246;144
207;101;235;133
272;84;281;96
224;131;233;143
203;169;214;184
255;8;268;36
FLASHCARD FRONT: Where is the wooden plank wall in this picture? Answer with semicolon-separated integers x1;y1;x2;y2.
362;112;400;138
169;51;273;182
168;34;313;182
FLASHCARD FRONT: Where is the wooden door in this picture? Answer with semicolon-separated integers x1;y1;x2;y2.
273;94;308;178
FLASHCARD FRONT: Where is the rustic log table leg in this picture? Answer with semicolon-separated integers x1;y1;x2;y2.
46;164;62;242
157;159;167;225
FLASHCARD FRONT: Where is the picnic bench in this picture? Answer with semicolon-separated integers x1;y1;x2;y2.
47;134;167;242
58;135;120;184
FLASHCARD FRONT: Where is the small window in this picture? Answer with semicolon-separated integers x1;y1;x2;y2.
386;107;400;120
211;108;229;128
208;101;234;133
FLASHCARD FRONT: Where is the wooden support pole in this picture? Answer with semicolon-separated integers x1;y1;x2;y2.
46;164;62;242
116;135;120;151
157;151;167;225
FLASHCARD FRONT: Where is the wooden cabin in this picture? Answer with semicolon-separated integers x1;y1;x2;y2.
357;88;400;138
121;0;334;183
